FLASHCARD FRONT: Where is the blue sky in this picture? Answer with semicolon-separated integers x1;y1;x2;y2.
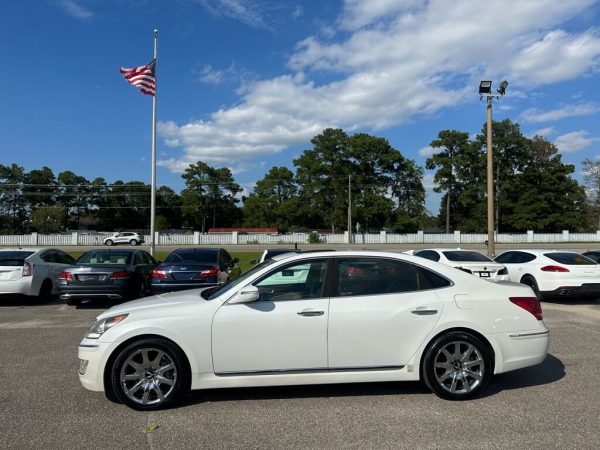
2;0;600;213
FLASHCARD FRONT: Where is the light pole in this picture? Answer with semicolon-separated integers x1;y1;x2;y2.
479;80;508;257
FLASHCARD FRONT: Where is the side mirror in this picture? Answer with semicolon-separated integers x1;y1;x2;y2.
229;285;260;304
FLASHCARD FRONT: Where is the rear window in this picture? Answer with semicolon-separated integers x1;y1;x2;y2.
442;251;492;263
544;253;597;265
76;252;132;265
0;251;34;266
165;250;218;264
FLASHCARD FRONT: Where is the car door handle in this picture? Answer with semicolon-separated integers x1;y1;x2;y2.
297;309;324;317
411;307;438;316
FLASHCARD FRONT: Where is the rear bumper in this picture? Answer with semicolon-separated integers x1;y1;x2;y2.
151;282;218;294
59;286;130;300
493;328;549;373
541;283;600;299
0;278;35;296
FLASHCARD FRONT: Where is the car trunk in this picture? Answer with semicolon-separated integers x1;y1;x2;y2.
168;264;217;281
65;264;130;286
0;263;25;281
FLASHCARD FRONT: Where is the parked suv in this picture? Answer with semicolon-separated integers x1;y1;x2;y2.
103;232;144;246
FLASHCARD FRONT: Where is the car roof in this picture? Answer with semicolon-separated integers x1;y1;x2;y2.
172;247;222;253
0;247;57;253
82;248;140;254
417;248;482;253
497;249;579;256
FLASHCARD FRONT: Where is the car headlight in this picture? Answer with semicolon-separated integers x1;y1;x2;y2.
86;314;128;339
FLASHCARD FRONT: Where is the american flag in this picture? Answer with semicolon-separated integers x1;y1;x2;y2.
119;59;156;96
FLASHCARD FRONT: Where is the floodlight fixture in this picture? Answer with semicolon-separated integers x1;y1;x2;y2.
497;80;508;96
479;80;492;95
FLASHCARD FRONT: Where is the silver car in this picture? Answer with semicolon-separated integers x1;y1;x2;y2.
0;248;75;300
103;232;145;246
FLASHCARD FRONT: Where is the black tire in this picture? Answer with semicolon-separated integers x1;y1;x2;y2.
105;239;114;246
130;239;138;246
132;282;146;299
110;338;189;410
38;280;54;302
422;331;492;400
521;276;541;299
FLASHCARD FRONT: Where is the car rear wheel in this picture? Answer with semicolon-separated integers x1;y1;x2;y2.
130;239;138;246
110;338;189;410
520;275;541;299
38;279;53;302
105;239;114;246
422;331;492;400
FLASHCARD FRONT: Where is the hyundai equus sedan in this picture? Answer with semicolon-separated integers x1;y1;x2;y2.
78;250;549;410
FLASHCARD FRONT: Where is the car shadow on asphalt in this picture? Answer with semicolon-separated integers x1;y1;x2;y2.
181;381;430;406
484;353;565;397
0;295;60;307
177;354;564;407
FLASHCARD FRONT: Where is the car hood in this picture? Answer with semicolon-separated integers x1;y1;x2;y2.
97;287;212;319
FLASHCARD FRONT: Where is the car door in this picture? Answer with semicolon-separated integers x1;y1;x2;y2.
328;257;448;369
211;258;331;374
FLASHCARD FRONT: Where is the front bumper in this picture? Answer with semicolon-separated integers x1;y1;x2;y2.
78;340;112;392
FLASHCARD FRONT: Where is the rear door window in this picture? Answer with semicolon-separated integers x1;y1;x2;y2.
545;253;597;265
337;257;451;296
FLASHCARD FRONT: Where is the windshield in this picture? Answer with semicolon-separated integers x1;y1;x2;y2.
76;252;132;265
164;250;217;264
202;259;275;300
443;251;493;263
0;251;34;266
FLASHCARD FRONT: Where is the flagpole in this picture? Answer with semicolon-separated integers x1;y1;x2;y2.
150;29;158;256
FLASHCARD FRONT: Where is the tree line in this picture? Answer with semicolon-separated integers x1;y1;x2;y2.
1;121;598;234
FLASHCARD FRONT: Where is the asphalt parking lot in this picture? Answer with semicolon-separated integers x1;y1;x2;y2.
1;296;599;449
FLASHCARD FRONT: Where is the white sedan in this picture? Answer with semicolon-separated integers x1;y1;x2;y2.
0;247;75;300
78;250;549;410
494;249;600;299
414;248;509;282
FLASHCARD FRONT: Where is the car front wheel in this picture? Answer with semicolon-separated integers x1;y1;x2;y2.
110;338;189;410
105;239;114;246
422;331;492;400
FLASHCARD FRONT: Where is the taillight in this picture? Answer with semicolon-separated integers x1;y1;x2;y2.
22;261;33;277
509;296;543;320
152;269;167;279
110;271;130;280
200;266;220;278
541;265;569;272
59;271;72;281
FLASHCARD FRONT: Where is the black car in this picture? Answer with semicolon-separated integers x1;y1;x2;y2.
58;249;157;305
151;248;240;294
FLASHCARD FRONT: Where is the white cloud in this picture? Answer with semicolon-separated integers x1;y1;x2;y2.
159;0;600;172
56;0;93;19
422;173;437;190
418;146;435;157
197;0;271;29
511;29;600;85
198;63;250;86
520;102;600;123
528;127;554;138
554;130;598;153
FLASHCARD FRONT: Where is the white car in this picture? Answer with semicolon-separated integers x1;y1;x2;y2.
414;248;509;282
494;249;600;299
78;250;548;410
0;247;75;300
103;232;144;246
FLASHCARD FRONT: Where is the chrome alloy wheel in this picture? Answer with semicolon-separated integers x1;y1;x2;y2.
433;340;485;394
119;348;177;406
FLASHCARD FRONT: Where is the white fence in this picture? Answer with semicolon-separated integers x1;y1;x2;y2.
2;230;600;246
